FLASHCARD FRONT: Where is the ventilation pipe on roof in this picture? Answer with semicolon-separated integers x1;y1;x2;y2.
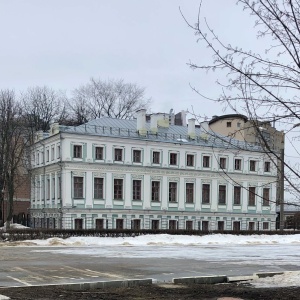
150;113;159;133
136;109;147;136
188;118;196;139
181;110;187;126
200;121;209;140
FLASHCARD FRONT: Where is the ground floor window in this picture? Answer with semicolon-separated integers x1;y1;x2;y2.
169;220;177;230
186;220;193;230
202;220;209;231
95;218;104;229
233;221;240;231
263;222;269;230
74;218;83;230
132;219;141;230
151;220;160;230
248;222;255;231
218;221;224;231
116;218;124;229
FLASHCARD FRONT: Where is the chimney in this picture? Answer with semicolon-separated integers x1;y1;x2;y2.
188;118;196;139
150;114;158;133
200;121;209;140
181;110;187;126
50;123;60;136
136;109;147;136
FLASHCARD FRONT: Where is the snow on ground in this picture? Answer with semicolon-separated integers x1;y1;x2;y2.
22;233;300;247
246;271;300;288
0;223;29;230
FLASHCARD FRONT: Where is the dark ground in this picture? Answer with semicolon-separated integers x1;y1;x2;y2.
1;283;300;300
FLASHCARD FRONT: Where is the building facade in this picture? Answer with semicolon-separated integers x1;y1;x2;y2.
30;110;277;231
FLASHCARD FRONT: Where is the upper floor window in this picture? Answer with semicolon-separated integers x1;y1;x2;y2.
46;149;50;162
113;179;123;199
186;183;194;203
151;181;160;202
233;186;241;205
264;161;270;172
234;159;242;170
57;145;60;159
263;188;270;206
203;156;210;168
186;154;194;167
133;150;142;163
226;122;232;127
170;153;177;165
202;184;210;204
248;186;256;206
73;145;82;158
95;147;104;160
219;157;226;169
133;180;142;200
169;182;177;202
218;185;226;204
51;147;55;161
94;178;104;199
114;148;123;161
249;160;256;171
74;176;83;198
152;151;160;164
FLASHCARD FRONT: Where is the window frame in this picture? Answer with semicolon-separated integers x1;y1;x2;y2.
203;155;210;168
94;177;104;199
219;157;227;169
249;160;256;172
113;178;123;200
152;151;160;164
73;145;82;159
218;185;226;205
264;161;271;172
185;182;194;203
248;186;256;206
186;154;195;167
114;148;123;162
133;149;142;163
169;182;177;202
132;179;142;200
234;158;242;171
151;181;160;202
95;146;104;160
73;176;84;199
263;188;270;206
169;153;178;166
233;186;241;205
202;183;210;204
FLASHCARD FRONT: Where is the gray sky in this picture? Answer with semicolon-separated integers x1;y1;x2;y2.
0;0;256;119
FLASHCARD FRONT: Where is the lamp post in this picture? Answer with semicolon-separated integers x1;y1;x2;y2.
1;188;4;227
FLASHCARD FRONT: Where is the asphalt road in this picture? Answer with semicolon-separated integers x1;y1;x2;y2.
1;243;300;287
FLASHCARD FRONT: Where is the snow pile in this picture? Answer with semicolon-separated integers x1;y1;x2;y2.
20;233;300;247
0;223;29;231
249;271;300;288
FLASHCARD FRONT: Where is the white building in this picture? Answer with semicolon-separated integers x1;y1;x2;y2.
30;110;277;231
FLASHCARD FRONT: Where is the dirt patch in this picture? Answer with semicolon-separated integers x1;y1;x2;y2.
1;283;300;300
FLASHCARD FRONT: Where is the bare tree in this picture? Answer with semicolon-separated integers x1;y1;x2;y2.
21;86;66;136
182;0;300;203
68;78;151;124
0;90;29;228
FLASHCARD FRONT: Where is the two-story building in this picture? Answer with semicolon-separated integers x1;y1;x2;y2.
30;110;277;231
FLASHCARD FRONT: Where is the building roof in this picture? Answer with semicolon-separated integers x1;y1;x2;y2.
57;117;264;152
209;114;248;125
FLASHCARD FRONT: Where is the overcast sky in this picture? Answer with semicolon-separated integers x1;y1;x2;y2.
0;0;257;120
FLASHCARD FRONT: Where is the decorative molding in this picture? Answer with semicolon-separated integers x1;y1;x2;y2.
132;174;144;179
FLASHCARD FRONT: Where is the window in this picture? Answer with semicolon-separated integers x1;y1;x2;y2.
74;219;83;230
186;154;194;167
237;122;241;128
186;183;194;203
234;159;242;170
202;221;209;231
218;221;224;231
263;188;270;206
52;177;55;199
94;178;104;199
218;185;226;204
114;148;123;161
46;149;49;162
95;147;104;160
264;161;270;172
57;145;60;159
202;184;210;204
233;221;240;231
132;219;141;230
226;121;232;127
169;220;177;230
219;157;226;169
233;186;241;205
133;150;141;163
73;145;82;158
249;160;256;171
151;220;159;230
203;156;210;168
116;219;124;229
58;177;61;199
151;181;160;201
186;220;193;230
41;152;44;163
95;219;104;229
263;222;269;230
114;179;123;200
248;222;255;231
248;186;256;206
170;153;177;165
169;182;177;202
74;176;83;198
152;151;160;164
51;147;55;161
133;180;142;200
46;178;50;200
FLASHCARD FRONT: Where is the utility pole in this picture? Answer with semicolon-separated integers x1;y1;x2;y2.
279;133;285;231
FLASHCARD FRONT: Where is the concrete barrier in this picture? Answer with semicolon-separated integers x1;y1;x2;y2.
173;275;227;284
227;275;255;282
254;272;284;278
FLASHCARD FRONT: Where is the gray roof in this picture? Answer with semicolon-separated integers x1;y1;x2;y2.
59;117;263;152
